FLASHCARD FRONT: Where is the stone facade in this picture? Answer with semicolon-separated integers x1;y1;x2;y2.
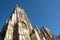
0;5;60;40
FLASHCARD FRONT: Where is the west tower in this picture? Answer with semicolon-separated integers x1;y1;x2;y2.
4;5;33;40
0;5;60;40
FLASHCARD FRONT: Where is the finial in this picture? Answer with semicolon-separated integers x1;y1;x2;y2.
16;4;18;7
35;24;37;27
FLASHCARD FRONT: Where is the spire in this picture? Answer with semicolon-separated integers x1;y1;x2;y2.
15;4;19;10
16;4;18;6
14;4;24;13
16;4;19;8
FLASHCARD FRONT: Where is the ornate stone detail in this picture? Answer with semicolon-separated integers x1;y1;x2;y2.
0;5;60;40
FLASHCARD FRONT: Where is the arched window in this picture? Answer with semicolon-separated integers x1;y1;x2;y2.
19;13;22;17
22;22;27;29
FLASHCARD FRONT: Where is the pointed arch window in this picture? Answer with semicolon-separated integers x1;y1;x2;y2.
19;13;22;17
22;22;27;29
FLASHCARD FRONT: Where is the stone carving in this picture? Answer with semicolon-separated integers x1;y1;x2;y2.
0;5;60;40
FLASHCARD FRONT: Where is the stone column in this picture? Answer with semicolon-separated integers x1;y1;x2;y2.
34;29;41;40
18;21;31;40
4;20;14;40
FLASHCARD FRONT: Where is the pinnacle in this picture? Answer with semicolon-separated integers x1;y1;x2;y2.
15;4;23;11
16;4;18;7
15;4;19;9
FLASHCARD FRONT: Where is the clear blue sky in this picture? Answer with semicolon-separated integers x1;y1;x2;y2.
0;0;60;36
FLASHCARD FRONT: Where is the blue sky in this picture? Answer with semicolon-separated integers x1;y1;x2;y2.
0;0;60;36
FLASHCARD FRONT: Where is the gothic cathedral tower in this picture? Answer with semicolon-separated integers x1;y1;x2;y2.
1;5;59;40
4;5;33;40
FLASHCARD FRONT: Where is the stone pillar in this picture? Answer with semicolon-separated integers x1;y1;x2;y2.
18;21;31;40
34;29;41;40
4;20;14;40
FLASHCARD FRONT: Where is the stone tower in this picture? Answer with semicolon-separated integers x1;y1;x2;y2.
4;5;33;40
0;5;60;40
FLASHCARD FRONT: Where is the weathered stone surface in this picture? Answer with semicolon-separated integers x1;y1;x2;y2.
0;5;60;40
